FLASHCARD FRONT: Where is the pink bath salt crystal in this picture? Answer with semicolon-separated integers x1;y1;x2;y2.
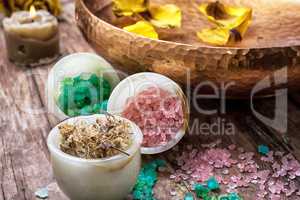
223;180;229;185
238;154;246;160
289;173;296;180
189;149;198;158
215;175;223;183
205;148;232;168
257;190;267;198
269;184;278;194
237;163;245;172
229;159;238;165
257;170;271;183
170;174;177;179
272;162;281;171
244;163;258;173
238;147;245;153
122;87;184;147
257;194;267;199
192;165;213;182
222;169;229;175
275;151;284;157
288;159;300;171
285;181;297;196
228;144;236;151
269;194;281;200
228;182;238;190
230;175;241;183
273;168;287;178
268;180;285;194
259;184;266;191
242;152;255;160
295;169;300;177
236;179;248;187
261;151;274;163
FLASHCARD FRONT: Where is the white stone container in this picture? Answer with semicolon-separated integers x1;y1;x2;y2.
47;114;143;200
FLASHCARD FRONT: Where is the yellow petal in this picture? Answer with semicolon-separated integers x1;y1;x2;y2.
198;26;246;46
46;0;62;16
198;2;252;29
197;27;230;46
113;0;147;16
0;3;4;12
123;21;159;39
198;2;252;45
149;4;182;28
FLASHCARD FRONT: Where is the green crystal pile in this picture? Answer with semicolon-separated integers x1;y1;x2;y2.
57;73;111;116
132;159;166;200
258;144;270;155
193;177;243;200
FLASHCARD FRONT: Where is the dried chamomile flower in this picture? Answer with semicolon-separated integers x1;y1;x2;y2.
148;4;182;28
123;21;158;39
112;0;147;16
58;116;132;159
197;1;252;45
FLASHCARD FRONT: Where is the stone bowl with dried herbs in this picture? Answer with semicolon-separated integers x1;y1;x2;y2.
47;114;143;200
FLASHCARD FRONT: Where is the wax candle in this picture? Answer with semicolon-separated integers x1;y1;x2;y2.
3;6;59;66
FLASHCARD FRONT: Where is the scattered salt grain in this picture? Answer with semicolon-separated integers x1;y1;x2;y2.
228;144;236;151
35;188;48;199
169;140;300;200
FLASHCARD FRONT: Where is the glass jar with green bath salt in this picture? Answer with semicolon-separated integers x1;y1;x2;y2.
57;73;111;117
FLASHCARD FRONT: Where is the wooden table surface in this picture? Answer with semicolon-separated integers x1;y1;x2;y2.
1;1;300;200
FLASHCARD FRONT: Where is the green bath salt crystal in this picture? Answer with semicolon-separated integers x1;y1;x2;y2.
194;184;209;198
258;145;270;155
218;193;243;200
57;73;111;116
132;159;166;200
206;177;220;191
184;192;194;200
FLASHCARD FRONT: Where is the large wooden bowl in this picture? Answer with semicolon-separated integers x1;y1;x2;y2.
75;0;300;97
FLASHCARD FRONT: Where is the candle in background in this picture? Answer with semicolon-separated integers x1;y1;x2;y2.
3;6;59;66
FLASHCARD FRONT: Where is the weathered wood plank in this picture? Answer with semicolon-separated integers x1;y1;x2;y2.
0;19;67;200
0;3;78;199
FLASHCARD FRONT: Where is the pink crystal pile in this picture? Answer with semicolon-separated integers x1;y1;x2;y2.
122;87;184;147
170;141;300;199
